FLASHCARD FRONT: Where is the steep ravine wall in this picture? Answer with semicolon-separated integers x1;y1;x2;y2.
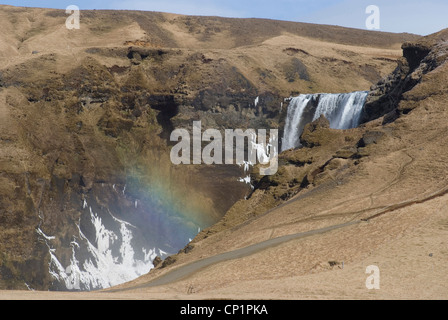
0;49;269;290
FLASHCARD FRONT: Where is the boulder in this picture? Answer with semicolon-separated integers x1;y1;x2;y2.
300;115;331;148
152;256;162;268
161;256;177;268
358;131;385;148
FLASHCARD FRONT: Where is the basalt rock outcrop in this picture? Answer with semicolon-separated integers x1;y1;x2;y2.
361;30;448;124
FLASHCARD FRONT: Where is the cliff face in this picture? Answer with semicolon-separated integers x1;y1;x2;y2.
361;30;448;124
0;5;417;290
0;46;255;290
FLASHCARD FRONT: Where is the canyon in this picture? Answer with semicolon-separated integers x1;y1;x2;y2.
1;5;447;299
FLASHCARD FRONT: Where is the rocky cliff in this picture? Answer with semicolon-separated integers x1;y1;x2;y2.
361;30;448;124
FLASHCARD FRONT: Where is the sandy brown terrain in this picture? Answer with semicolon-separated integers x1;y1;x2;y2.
2;190;447;300
1;5;447;300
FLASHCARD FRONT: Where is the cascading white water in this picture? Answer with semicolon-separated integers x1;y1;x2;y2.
282;95;314;152
312;92;368;129
281;91;368;151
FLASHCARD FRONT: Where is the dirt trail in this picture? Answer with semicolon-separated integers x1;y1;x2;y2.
110;220;361;292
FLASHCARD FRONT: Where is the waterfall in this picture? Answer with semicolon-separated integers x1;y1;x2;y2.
282;95;314;152
281;91;368;151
